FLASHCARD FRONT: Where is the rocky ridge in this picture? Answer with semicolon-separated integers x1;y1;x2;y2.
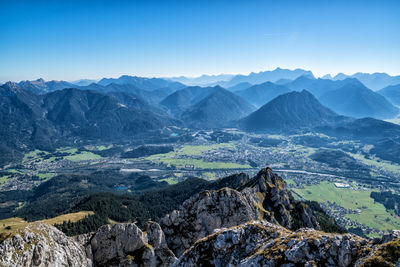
1;168;400;266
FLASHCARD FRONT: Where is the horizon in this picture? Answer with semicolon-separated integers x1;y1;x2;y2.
3;67;400;84
1;0;399;83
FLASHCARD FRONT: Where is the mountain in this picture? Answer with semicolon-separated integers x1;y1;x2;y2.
235;81;291;107
319;82;399;119
107;91;166;114
378;84;400;106
222;68;314;87
0;85;178;166
239;90;342;132
97;75;185;91
332;72;400;90
168;74;234;86
1;167;397;267
160;86;222;115
284;77;399;119
70;79;98;86
80;83;170;104
227;82;252;92
42;88;177;139
180;87;255;128
15;78;76;94
285;76;361;97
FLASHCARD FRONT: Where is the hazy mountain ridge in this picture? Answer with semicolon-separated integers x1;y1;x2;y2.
235;81;291;107
378;84;400;106
332;72;400;90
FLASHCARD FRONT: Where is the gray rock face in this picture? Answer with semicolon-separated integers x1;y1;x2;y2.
88;222;176;267
240;167;320;230
174;220;371;267
0;223;91;267
160;187;259;256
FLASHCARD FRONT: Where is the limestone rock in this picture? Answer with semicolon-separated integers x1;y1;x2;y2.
0;223;91;267
160;187;259;256
89;222;176;267
174;220;371;267
240;167;320;230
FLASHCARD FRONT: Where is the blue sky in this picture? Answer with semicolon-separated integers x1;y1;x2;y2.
0;0;399;82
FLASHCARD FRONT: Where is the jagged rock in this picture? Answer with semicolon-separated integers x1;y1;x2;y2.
174;220;373;267
161;167;320;257
89;222;176;267
160;187;259;256
0;223;91;267
145;221;177;266
240;167;320;230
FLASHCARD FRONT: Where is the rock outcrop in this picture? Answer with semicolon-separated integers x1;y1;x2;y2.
240;167;320;230
175;220;372;266
79;222;176;267
0;223;91;267
1;167;400;266
160;167;320;257
160;187;259;256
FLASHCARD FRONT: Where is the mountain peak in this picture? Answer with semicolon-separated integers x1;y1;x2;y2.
240;90;340;131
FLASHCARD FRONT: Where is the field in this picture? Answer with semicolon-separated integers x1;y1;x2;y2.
145;143;251;169
0;211;94;234
294;181;400;231
347;152;400;173
64;151;102;161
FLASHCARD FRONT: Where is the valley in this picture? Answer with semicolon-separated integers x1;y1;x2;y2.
2;126;400;238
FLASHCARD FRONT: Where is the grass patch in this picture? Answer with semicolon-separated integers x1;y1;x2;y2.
0;211;94;234
159;177;178;185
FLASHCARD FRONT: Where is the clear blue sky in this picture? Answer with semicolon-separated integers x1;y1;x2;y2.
0;0;399;82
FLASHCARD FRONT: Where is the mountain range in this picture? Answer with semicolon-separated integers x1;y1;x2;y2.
283;76;399;119
0;83;177;166
332;72;400;90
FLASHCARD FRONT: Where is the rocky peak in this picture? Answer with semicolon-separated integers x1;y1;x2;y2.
160;187;259;256
240;167;320;230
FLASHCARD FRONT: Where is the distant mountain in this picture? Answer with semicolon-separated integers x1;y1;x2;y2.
80;83;169;104
332;72;400;91
42;88;177;139
97;75;185;91
107;92;167;115
160;86;222;116
239;90;342;132
70;79;98;86
319;82;399;119
285;76;361;97
378;84;400;106
181;88;255;128
235;81;291;107
168;74;234;86
15;78;76;94
222;68;314;87
227;82;253;92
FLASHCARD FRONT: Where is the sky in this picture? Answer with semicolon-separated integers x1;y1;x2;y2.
0;0;399;82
